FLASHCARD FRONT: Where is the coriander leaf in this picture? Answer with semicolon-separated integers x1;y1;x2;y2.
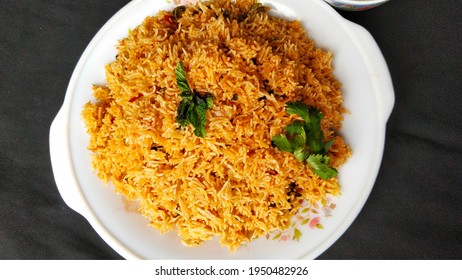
306;154;328;170
323;139;335;154
176;99;192;127
291;133;306;152
286;102;310;123
294;148;309;162
285;121;306;136
175;61;192;94
306;132;324;154
305;108;324;154
306;154;338;179
272;102;338;179
272;134;293;152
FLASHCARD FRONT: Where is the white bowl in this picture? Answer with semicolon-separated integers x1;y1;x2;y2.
323;0;390;11
50;0;394;259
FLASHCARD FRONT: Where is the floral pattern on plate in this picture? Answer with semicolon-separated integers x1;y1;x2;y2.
267;196;337;242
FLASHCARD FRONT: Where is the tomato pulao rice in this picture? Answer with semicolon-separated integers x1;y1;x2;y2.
82;0;351;251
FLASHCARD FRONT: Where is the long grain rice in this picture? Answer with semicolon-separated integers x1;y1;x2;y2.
82;0;351;251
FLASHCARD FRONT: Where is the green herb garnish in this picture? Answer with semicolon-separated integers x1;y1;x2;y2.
306;154;338;179
175;61;213;137
272;101;337;179
176;61;191;94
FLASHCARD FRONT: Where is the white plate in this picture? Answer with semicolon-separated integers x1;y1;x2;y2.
50;0;394;259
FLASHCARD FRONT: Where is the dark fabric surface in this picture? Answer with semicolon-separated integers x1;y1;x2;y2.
0;0;460;259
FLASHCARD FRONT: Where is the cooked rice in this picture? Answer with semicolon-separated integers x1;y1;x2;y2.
82;0;351;251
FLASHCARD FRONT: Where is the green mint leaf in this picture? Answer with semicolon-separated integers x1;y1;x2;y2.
306;154;338;179
192;93;204;106
180;92;193;101
176;61;192;94
176;99;192;127
286;101;310;123
175;62;214;138
188;100;207;137
194;127;206;138
204;93;214;109
272;134;293;152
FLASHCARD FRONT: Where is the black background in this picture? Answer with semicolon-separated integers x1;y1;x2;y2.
1;0;460;259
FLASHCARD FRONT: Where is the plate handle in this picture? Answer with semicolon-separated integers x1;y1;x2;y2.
49;106;88;217
344;20;395;122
